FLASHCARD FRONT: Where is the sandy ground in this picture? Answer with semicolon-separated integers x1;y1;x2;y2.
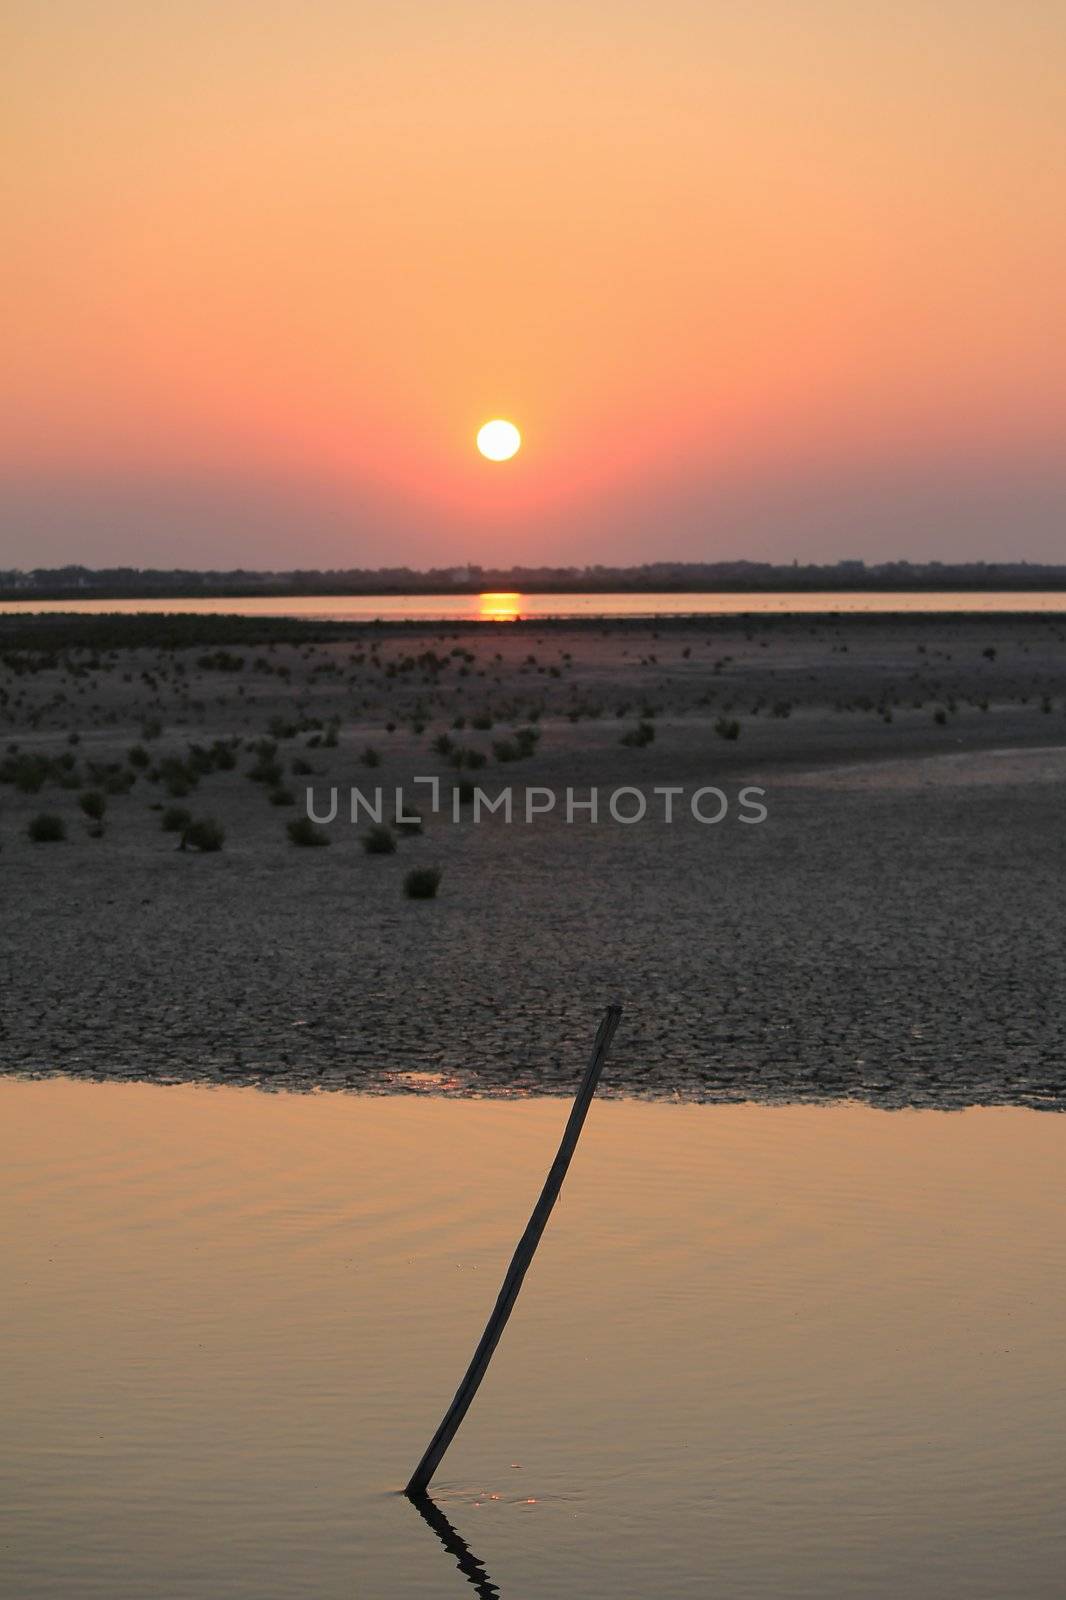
2;610;1066;1108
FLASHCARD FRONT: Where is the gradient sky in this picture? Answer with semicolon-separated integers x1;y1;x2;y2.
4;1;1064;570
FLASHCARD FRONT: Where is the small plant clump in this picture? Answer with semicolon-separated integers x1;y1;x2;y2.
403;866;442;899
28;812;66;843
457;747;488;771
362;823;397;855
713;717;741;741
78;790;107;821
620;720;655;748
181;817;225;852
287;815;330;847
247;739;283;785
161;804;193;832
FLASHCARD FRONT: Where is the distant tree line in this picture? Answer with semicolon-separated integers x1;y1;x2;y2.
4;559;1066;600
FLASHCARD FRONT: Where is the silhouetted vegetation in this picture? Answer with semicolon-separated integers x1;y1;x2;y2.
287;816;330;847
403;866;442;899
28;812;66;842
181;817;225;852
362;823;396;855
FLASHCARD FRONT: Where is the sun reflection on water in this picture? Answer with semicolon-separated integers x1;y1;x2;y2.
478;592;522;622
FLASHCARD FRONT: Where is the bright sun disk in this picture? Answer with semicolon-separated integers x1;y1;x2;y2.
477;419;521;461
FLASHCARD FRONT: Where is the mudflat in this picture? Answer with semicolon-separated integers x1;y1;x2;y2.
2;609;1065;1107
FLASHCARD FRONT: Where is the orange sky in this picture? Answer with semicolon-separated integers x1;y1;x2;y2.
3;1;1065;568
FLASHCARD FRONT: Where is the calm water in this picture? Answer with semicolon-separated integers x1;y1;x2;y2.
4;590;1066;622
3;1080;1064;1599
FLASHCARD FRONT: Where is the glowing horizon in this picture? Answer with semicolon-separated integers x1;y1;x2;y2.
3;2;1064;569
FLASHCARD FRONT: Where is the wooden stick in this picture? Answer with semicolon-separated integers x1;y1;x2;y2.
405;1002;622;1497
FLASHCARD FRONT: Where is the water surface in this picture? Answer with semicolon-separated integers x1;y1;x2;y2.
5;590;1066;621
2;1080;1064;1598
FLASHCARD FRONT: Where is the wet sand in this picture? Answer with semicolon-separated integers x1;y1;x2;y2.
2;611;1066;1107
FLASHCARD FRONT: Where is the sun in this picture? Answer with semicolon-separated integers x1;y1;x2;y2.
476;419;521;461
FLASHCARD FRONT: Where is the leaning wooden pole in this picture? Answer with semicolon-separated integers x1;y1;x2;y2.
405;1002;622;1498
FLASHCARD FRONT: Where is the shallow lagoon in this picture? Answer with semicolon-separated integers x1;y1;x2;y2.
3;1080;1064;1598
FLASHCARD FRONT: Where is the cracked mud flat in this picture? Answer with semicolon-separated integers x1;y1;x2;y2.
2;611;1066;1109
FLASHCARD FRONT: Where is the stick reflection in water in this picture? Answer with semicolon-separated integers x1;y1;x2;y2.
409;1493;501;1600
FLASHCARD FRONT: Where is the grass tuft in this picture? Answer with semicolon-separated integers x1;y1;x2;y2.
28;812;66;842
404;866;442;899
286;815;330;847
362;823;396;854
181;817;225;852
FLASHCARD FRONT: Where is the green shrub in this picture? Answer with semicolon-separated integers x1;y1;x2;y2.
268;786;295;806
291;756;314;776
78;790;106;821
404;866;442;899
197;649;244;672
186;743;216;776
248;757;283;786
713;717;741;741
5;753;51;793
287;815;330;847
362;823;396;855
158;756;197;797
28;812;65;842
620;720;655;748
361;746;381;768
181;817;225;852
210;739;237;770
128;743;150;768
161;804;192;832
